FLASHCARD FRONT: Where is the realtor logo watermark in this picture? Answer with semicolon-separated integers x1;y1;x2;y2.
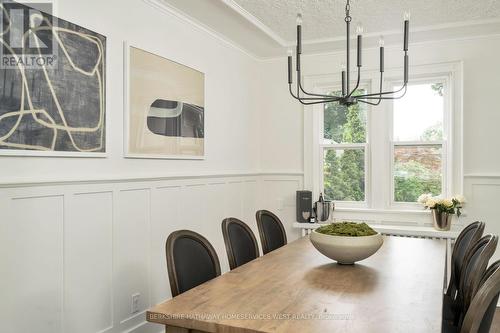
0;0;58;69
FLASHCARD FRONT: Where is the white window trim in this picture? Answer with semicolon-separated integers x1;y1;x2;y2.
389;75;452;210
303;61;463;222
312;80;372;209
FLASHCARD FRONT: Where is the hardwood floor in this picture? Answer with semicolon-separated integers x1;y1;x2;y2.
493;309;500;332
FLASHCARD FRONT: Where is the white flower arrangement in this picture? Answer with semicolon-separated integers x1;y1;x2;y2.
418;193;465;216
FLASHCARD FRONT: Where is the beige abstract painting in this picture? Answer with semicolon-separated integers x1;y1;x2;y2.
126;46;204;158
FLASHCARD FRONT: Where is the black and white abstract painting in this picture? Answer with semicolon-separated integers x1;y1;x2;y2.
125;45;204;159
0;1;106;156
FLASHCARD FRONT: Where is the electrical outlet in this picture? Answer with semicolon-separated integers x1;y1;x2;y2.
131;293;140;314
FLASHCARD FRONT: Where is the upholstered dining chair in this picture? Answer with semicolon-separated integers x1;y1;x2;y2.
461;260;500;333
166;230;221;297
443;260;500;333
221;218;260;270
446;222;485;298
459;235;498;315
444;222;485;320
444;234;498;326
255;210;287;255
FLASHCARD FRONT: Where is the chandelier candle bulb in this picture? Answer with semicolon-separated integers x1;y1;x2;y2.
356;24;364;35
296;13;302;54
296;13;303;25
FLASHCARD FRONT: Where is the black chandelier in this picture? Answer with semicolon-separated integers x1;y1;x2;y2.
288;0;410;107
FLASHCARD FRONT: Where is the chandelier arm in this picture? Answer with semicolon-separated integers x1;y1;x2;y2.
347;67;361;98
357;53;409;99
358;100;380;106
360;85;408;100
290;87;341;101
358;74;384;106
299;80;339;98
289;85;340;105
288;0;411;108
297;69;339;98
356;82;406;98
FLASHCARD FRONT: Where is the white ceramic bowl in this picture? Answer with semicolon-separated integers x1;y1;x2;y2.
309;230;384;264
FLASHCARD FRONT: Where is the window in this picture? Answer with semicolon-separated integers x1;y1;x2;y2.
321;89;367;203
310;64;460;214
392;81;447;203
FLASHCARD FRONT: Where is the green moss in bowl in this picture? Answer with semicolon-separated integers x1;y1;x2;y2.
316;222;377;237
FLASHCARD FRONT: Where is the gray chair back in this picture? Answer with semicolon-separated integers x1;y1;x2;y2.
460;260;500;333
166;230;221;297
222;218;259;270
256;210;287;254
447;222;485;298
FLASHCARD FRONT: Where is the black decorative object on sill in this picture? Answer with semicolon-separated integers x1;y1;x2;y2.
296;190;312;223
287;0;410;107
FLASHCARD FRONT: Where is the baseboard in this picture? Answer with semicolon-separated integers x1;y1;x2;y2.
122;320;164;333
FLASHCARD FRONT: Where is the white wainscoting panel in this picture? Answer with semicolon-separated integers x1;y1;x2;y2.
65;191;113;333
260;175;304;241
464;175;500;262
0;173;304;333
0;195;64;333
116;188;152;328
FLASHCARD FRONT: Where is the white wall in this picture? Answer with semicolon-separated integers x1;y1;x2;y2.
259;35;500;255
0;174;301;333
0;0;262;184
0;0;303;333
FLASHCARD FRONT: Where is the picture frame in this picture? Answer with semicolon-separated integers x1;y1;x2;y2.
123;42;205;160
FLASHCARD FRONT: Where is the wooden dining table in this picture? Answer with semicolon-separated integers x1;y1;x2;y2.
147;235;447;333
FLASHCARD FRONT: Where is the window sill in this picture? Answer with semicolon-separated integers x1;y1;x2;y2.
333;207;430;215
333;207;467;217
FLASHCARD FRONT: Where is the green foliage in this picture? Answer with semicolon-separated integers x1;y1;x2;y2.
323;94;366;201
395;177;441;202
421;122;443;141
394;159;441;202
323;90;366;144
431;83;444;97
323;85;443;203
316;222;377;237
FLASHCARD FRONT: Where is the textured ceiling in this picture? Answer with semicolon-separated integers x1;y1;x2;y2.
232;0;500;42
158;0;500;58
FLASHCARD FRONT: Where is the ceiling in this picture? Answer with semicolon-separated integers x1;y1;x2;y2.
233;0;500;42
158;0;500;59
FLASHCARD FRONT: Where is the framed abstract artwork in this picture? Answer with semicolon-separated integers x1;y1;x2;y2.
124;43;205;159
0;1;106;156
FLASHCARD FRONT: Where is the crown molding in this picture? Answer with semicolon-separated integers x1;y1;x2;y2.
142;0;263;61
294;17;500;47
219;0;288;47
